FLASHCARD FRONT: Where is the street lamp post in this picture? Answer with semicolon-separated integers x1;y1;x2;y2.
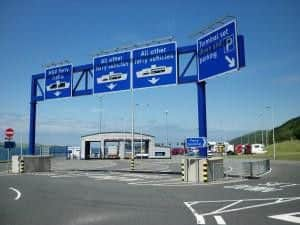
135;103;149;160
258;113;264;145
131;90;135;160
164;110;169;147
266;106;276;160
98;96;104;159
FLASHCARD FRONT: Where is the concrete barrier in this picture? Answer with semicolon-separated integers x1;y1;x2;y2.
224;158;270;178
22;155;51;172
182;157;224;183
207;157;224;181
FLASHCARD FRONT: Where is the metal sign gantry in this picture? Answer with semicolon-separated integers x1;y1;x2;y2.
29;18;245;157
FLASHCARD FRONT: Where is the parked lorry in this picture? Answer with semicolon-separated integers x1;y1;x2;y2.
251;144;266;154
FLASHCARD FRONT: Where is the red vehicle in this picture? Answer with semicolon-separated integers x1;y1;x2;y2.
234;144;244;154
171;148;187;155
244;144;252;154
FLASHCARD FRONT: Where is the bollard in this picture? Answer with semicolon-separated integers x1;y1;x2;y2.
203;161;208;182
130;158;135;170
20;159;25;173
181;159;185;181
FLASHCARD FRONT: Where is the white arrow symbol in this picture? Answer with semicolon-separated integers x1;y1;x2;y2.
54;91;61;97
269;212;300;224
148;77;160;85
107;83;117;90
225;56;235;68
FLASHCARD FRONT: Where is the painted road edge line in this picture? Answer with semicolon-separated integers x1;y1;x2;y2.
9;187;21;200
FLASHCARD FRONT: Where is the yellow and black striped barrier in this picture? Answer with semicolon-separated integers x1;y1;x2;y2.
181;159;185;181
20;159;24;173
203;161;208;182
130;158;135;170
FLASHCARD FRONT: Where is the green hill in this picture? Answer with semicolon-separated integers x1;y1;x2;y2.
230;116;300;145
265;140;300;160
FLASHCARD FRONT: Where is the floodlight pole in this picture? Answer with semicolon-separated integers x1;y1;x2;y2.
197;81;208;157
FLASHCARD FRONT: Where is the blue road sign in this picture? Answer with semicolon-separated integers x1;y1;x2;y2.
94;52;131;94
197;20;239;81
133;42;177;89
186;137;207;148
45;64;72;99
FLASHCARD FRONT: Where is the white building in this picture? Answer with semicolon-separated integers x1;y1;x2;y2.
80;132;170;159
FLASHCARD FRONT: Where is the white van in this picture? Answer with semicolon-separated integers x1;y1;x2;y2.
251;144;266;154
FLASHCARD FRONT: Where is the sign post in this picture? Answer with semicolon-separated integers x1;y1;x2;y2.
4;128;15;173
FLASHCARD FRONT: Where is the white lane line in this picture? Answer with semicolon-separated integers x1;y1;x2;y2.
214;215;226;224
255;168;272;177
184;202;205;224
280;184;298;188
213;200;242;213
129;178;246;187
9;187;21;200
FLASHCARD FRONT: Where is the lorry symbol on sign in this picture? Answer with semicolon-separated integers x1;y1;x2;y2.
97;71;128;84
136;65;172;78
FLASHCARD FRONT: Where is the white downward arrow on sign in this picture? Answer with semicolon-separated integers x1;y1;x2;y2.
148;77;160;85
54;91;61;96
269;212;300;224
107;83;117;90
225;56;235;68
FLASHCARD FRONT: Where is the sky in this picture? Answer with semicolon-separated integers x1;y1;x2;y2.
0;0;300;146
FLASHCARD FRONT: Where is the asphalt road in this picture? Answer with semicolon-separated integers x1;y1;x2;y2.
1;160;300;225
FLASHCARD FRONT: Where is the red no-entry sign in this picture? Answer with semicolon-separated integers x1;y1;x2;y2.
5;128;14;139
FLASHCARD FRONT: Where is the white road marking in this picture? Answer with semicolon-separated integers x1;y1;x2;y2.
196;215;205;224
255;168;272;177
224;167;233;173
280;184;298;188
185;197;300;217
184;202;205;224
185;197;300;224
213;200;242;214
214;215;226;225
269;212;300;224
9;187;21;200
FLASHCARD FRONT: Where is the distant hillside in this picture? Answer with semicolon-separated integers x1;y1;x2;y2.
230;116;300;145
